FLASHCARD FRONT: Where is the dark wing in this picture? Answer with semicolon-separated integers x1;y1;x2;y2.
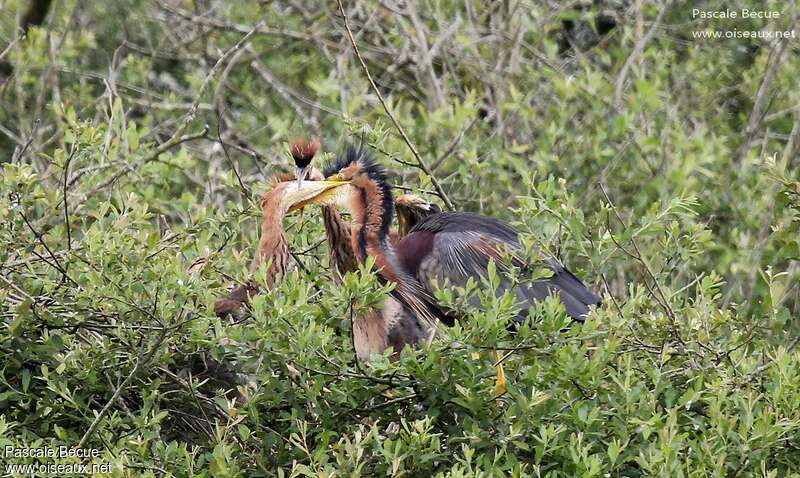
395;212;600;322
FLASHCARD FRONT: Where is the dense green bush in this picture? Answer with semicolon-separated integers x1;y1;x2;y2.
1;0;799;476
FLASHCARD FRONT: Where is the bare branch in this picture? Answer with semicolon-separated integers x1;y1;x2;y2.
736;39;790;166
168;22;263;144
598;182;677;325
78;328;167;448
614;1;670;108
336;0;455;211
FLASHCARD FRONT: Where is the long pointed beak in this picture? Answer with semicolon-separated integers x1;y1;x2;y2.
285;180;350;213
295;165;311;187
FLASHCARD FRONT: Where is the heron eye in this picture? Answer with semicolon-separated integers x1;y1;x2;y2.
328;173;345;181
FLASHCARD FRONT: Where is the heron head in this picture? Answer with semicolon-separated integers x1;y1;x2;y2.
285;178;354;213
289;137;320;186
395;194;439;235
287;144;392;217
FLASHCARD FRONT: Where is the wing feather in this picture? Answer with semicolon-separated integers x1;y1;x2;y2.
397;212;600;322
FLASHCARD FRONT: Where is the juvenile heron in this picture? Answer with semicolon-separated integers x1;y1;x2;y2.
291;145;601;392
215;138;331;318
213;175;337;318
291;137;320;185
288;139;440;361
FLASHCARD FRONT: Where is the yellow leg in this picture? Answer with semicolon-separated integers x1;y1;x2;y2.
493;350;507;397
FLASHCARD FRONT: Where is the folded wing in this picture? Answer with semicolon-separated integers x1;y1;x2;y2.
395;212;600;323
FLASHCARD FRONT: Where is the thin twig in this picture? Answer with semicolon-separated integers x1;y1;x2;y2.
0;35;24;62
614;1;670;107
19;211;77;287
216;112;249;198
62;143;77;252
430;116;479;172
736;39;790;165
11;118;40;163
168;22;263;144
78;328;167;448
82;125;209;201
156;2;327;46
249;53;321;130
336;0;455;211
598;183;677;325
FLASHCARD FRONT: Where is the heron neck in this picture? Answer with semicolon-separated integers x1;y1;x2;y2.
348;182;399;283
322;205;357;278
250;193;289;288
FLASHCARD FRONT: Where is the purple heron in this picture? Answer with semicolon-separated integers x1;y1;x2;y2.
290;145;601;393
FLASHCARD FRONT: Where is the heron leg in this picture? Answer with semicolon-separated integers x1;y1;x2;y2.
493;350;507;397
